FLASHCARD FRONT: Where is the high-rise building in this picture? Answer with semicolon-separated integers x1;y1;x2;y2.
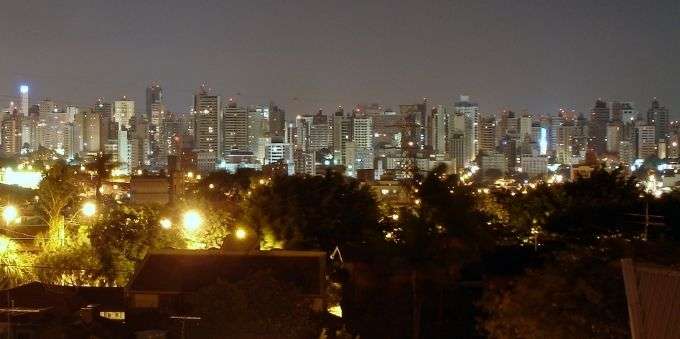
352;115;373;170
606;123;622;154
646;99;669;142
146;83;164;125
399;101;427;150
454;95;479;163
635;125;656;159
447;133;465;171
1;114;21;155
479;116;497;154
114;96;135;128
589;99;610;155
75;109;101;154
193;84;221;169
309;111;331;152
332;108;352;165
430;105;448;154
19;85;29;117
222;100;249;154
269;104;285;142
610;101;636;123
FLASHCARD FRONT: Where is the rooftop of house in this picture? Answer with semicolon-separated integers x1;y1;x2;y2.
128;249;326;296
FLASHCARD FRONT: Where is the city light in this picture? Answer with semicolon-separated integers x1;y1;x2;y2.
160;218;172;230
182;210;202;232
19;85;29;94
81;201;97;217
2;205;18;225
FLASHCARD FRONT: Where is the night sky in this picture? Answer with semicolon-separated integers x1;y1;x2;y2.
1;0;678;117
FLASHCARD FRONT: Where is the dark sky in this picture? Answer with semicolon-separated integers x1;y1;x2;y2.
1;0;678;118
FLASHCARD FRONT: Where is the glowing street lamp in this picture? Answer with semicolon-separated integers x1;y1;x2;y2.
234;227;247;240
160;218;172;230
2;205;18;225
183;210;202;232
81;201;97;217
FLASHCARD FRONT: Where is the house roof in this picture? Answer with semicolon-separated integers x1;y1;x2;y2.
621;259;680;339
0;282;125;314
128;249;326;296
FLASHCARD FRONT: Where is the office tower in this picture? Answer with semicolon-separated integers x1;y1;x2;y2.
309;111;331;151
518;115;532;143
646;99;669;142
520;155;548;178
635;125;656;159
19;85;29;116
589;99;609;155
430;105;448;154
332;107;352;165
293;148;315;175
114;96;135;128
95;98;115;151
610;101;636;123
454;95;479;163
39;99;57;116
193;84;221;170
399;101;427;150
294;115;312;151
65;105;78;123
247;105;268;154
264;140;294;175
352;115;374;170
222;100;249;154
117;128;131;174
75;109;101;154
448;133;465;171
1;114;21;155
479;116;497;154
606;123;622;154
269;104;285;142
146;83;164;125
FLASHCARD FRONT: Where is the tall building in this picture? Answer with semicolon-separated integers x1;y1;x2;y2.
352;115;374;170
222;100;249;154
269;104;285;142
114;97;135;128
448;133;465;171
146;83;164;125
635;125;656;160
247;105;268;155
19;85;29;117
399;101;428;150
332;108;352;165
589;99;610;155
647;99;669;142
479;116;497;154
430;105;448;154
309;111;331;151
1;114;21;155
75;109;101;154
193;84;221;169
454;95;479;163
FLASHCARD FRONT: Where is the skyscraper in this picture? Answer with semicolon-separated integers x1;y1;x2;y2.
193;84;221;170
454;95;479;163
588;99;609;155
222;99;249;154
19;85;29;117
114;96;135;128
430;105;448;154
269;104;285;142
646;99;669;142
146;84;164;125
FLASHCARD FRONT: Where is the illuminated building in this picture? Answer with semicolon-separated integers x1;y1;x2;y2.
19;85;29;117
146;83;164;125
193;84;221;167
520;155;548;178
430;105;448;154
589;99;609;155
269;104;285;142
454;95;479;163
646;99;669;142
606;123;622;154
114;96;135;128
222;100;249;155
635;125;656;159
479;116;497;154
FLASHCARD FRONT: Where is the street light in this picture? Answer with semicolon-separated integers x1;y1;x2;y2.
234;227;247;240
81;201;97;217
2;205;18;225
183;210;202;232
160;218;172;230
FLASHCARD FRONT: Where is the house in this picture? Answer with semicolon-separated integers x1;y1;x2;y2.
0;282;125;338
621;259;680;339
126;249;327;334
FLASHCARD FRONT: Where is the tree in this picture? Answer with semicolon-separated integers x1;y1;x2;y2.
89;203;184;285
0;236;33;289
86;153;116;202
243;171;380;252
186;271;320;339
390;164;491;339
36;160;85;244
479;249;630;339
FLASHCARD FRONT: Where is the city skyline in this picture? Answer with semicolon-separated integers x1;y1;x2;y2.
1;0;678;117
